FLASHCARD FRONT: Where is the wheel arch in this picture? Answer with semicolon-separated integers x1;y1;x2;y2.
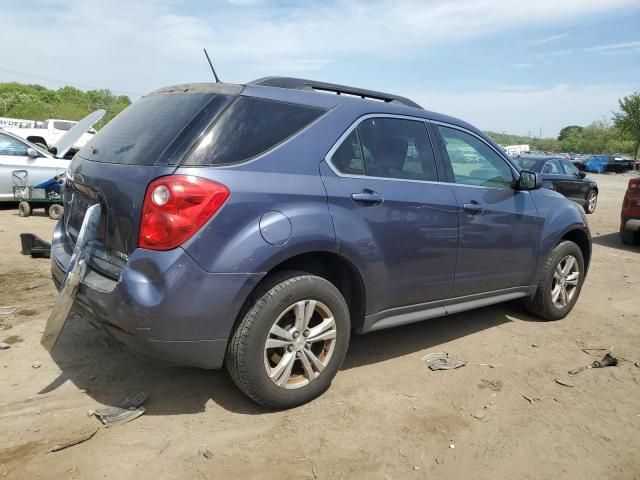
231;250;367;338
560;228;591;274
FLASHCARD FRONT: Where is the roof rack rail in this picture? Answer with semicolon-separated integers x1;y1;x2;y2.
248;77;422;109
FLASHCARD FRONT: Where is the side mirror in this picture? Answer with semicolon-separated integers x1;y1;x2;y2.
577;171;586;179
516;170;542;190
26;147;39;158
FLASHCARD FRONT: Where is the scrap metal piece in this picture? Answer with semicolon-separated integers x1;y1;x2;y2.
0;306;18;315
41;203;101;351
423;352;467;371
49;426;99;452
89;391;148;428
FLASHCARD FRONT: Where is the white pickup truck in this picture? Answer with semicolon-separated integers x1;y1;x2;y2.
0;116;97;154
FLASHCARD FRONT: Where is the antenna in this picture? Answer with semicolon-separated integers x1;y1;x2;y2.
203;48;221;83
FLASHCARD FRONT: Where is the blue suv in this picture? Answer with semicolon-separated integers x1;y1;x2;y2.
51;77;591;408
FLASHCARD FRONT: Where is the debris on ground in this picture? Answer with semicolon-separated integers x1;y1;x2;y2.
49;427;99;453
19;233;51;258
479;379;503;392
24;280;51;291
0;342;10;350
580;347;610;355
471;410;486;420
89;391;147;427
423;352;466;371
569;353;619;375
0;306;18;315
522;395;541;404
32;361;41;369
531;343;539;348
198;449;214;459
554;378;574;388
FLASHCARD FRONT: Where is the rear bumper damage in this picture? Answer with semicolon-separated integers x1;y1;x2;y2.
51;220;263;369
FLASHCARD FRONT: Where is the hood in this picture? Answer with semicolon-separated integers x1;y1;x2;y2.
52;109;106;158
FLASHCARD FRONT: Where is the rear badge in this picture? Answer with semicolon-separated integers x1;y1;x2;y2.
115;250;129;262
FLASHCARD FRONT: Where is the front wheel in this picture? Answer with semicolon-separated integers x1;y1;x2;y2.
583;190;597;214
524;240;585;320
226;272;350;409
18;201;31;217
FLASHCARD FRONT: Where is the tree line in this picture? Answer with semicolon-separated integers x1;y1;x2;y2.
0;82;131;129
1;82;639;162
486;92;640;161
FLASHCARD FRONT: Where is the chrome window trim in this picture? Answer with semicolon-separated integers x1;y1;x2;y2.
323;114;526;192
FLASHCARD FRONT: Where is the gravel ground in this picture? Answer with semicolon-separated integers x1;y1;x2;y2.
0;172;639;480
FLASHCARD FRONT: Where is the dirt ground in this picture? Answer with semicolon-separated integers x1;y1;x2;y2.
0;173;639;480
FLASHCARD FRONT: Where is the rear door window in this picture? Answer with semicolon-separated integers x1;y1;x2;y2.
184;97;325;166
330;117;438;181
358;118;438;181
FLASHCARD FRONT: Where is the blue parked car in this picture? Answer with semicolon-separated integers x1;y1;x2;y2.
51;77;591;408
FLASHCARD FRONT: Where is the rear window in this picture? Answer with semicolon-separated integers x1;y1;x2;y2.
184;97;325;166
78;93;220;165
53;121;75;131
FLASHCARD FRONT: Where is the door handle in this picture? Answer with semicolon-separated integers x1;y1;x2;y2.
463;202;484;214
351;190;383;205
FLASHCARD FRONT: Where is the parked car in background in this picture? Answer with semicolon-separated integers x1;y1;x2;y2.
516;155;598;213
1;117;98;156
620;177;640;245
584;155;634;173
0;110;105;201
0;131;68;201
50;77;591;408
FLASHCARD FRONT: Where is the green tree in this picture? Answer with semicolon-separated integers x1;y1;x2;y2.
558;125;583;141
613;92;640;167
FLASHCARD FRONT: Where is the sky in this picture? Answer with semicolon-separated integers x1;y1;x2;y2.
1;0;639;137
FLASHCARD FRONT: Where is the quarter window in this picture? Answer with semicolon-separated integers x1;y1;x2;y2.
185;97;325;166
437;126;514;188
0;134;28;156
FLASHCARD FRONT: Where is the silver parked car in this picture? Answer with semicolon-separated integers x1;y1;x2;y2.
0;110;106;202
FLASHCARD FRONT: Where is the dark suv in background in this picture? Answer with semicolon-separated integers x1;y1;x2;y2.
51;77;591;408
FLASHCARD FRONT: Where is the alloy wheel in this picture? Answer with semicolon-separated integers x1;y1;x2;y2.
587;191;597;213
551;255;580;308
264;300;337;389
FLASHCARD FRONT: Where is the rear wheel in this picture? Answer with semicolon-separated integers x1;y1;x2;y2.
18;201;31;217
524;241;585;320
226;272;350;409
584;190;597;214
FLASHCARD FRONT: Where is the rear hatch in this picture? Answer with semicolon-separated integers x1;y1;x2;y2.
64;83;241;278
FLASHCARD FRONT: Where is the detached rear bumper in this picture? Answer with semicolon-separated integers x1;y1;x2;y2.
51;220;263;369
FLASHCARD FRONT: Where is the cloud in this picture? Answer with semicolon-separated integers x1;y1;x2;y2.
527;31;571;46
584;40;640;54
511;63;534;68
409;83;634;137
0;0;638;95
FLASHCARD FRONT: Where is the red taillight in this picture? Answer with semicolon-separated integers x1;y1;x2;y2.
138;175;229;250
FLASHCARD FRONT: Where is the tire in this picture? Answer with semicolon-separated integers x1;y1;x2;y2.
226;271;350;409
524;241;585;321
584;190;597;214
18;201;31;217
620;225;638;245
48;204;63;220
